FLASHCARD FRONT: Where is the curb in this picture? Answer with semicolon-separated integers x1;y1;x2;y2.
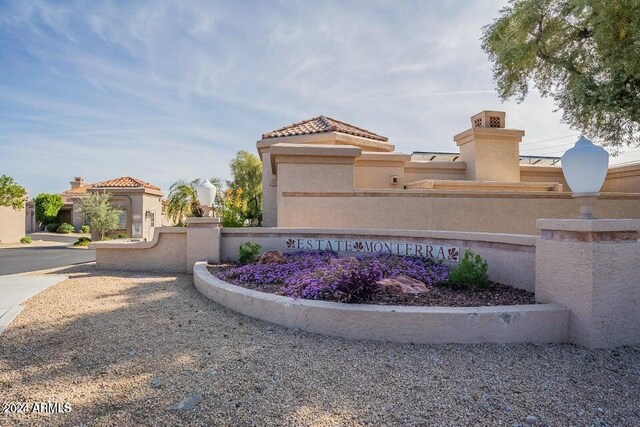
193;262;570;345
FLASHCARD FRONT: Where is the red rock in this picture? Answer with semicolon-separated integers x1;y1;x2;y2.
258;251;286;264
377;275;428;295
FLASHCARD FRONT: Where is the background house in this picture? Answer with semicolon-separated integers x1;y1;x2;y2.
59;176;167;241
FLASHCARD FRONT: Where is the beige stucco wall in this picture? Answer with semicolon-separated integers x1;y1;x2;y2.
519;165;568;188
93;228;188;273
455;128;524;182
142;192;165;240
602;164;640;193
354;153;410;189
277;191;640;235
0;205;26;243
261;152;278;227
535;219;640;348
404;161;467;183
194;262;568;344
221;228;537;291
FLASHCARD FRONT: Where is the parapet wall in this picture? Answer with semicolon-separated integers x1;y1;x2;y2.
277;190;640;235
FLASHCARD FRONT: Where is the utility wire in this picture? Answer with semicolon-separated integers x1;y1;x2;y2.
520;133;580;146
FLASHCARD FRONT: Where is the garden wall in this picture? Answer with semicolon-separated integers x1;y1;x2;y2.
221;227;537;292
93;225;537;292
193;262;569;345
0;205;26;244
92;227;188;273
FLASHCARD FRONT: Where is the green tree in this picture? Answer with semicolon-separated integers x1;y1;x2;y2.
482;0;640;150
166;179;203;226
77;192;122;240
228;150;262;225
0;175;27;210
34;193;63;226
208;176;226;214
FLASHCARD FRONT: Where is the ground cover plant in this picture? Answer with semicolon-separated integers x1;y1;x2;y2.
56;223;75;233
238;241;261;264
20;236;32;244
74;237;91;246
45;223;59;232
211;250;534;306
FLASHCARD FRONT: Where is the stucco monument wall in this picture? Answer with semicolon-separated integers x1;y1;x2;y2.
221;227;536;292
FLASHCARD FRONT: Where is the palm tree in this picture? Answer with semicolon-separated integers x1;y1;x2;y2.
166;179;203;226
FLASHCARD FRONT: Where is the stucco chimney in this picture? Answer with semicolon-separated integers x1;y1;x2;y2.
70;177;85;189
453;111;524;182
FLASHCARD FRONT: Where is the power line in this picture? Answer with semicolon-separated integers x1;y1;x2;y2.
520;133;580;146
521;141;575;154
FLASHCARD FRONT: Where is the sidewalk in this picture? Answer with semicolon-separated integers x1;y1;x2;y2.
0;274;68;334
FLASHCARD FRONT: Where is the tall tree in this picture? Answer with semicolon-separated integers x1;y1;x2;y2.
208;176;226;214
34;193;63;226
0;175;26;210
228;150;262;225
77;192;122;240
482;0;640;150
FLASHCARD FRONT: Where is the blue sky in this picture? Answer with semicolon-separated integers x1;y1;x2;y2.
1;0;638;195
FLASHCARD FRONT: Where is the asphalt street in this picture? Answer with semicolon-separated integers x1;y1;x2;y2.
0;246;95;275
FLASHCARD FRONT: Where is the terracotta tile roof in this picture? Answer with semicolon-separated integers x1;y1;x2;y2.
262;115;388;142
91;176;161;191
62;184;91;195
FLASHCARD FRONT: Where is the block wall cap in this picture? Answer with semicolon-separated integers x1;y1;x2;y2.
537;218;640;232
356;152;411;162
270;143;362;158
90;227;187;250
454;127;525;145
186;217;221;225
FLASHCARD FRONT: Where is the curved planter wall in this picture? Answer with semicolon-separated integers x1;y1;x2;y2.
193;262;569;345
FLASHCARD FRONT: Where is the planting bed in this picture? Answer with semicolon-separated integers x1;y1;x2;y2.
207;251;535;307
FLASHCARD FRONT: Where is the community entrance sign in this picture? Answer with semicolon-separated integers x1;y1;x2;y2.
283;237;460;262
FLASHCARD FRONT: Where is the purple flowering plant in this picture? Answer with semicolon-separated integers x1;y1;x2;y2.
222;251;450;303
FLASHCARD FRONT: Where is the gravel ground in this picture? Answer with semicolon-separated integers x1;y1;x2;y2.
1;264;639;426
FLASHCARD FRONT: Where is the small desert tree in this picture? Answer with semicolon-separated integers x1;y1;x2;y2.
78;192;122;240
0;175;27;210
34;193;63;227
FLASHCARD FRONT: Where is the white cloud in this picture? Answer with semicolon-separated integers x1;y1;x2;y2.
1;0;637;196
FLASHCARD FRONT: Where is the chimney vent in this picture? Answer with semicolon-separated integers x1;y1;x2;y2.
471;111;506;129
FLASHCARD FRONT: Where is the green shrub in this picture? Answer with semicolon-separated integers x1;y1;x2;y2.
74;237;91;246
20;236;32;244
115;233;128;239
447;250;489;291
81;225;90;233
56;223;75;233
45;223;59;232
238;242;261;265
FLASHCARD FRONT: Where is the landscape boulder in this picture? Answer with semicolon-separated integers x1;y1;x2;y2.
258;250;286;264
377;275;428;295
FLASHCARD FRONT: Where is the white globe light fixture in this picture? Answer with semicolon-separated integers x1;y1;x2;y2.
196;179;217;217
561;135;609;219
